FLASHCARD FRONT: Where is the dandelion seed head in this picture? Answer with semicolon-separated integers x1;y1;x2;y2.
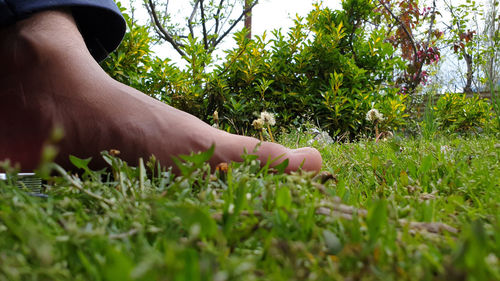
252;118;264;130
366;108;385;122
260;111;276;126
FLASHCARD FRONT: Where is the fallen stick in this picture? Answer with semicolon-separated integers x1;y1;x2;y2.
317;201;458;235
212;203;458;236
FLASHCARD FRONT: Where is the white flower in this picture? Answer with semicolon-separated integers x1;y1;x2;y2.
189;224;201;238
309;128;321;135
486;253;498;267
228;203;235;214
366;108;385;122
246;193;252;200
440;145;451;154
308;131;334;146
252;118;264;130
260;111;276;126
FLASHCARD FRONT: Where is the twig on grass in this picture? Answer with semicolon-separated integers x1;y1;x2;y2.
54;165;115;206
401;220;459;234
109;228;140;239
317;200;458;235
316;207;355;220
211;202;458;236
317;202;368;217
212;210;262;221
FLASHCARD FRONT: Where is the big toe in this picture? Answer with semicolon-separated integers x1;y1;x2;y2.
286;147;322;173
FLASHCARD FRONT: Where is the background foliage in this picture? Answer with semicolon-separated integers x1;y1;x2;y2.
102;0;500;139
434;93;493;134
103;0;411;140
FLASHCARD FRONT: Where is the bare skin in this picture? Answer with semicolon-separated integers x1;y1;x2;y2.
0;10;322;173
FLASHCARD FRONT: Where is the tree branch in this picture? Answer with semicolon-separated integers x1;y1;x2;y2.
199;0;210;50
376;0;418;63
424;0;437;56
146;0;186;57
414;0;437;88
163;0;169;26
214;0;225;35
214;0;259;47
188;0;200;39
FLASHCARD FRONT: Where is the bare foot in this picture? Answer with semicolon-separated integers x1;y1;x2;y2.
0;10;322;173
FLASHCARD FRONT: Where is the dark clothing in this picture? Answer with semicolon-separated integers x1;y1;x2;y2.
0;0;125;61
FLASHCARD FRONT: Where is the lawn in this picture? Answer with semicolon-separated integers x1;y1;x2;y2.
0;134;499;280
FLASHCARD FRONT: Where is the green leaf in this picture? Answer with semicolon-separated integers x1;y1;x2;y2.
366;200;388;244
274;159;289;174
103;247;133;281
165;204;216;238
69;155;92;170
178;144;215;166
173;145;215;177
276;186;292;211
399;170;409;187
323;229;343;255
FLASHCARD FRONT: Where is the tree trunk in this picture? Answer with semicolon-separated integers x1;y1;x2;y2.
244;0;252;39
486;0;499;89
464;53;474;94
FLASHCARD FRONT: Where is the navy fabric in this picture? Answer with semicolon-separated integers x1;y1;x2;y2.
0;0;125;61
0;1;15;25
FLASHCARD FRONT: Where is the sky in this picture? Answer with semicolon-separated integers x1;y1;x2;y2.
252;0;341;35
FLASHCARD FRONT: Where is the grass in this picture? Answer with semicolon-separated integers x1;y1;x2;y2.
0;134;499;281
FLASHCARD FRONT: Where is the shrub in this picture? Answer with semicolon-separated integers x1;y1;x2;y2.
434;93;493;134
209;1;407;139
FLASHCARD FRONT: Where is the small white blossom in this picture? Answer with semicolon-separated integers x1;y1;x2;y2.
366;108;385;122
486;253;498;267
252;118;264;130
189;223;201;238
308;131;334;146
309;128;321;135
228;203;235;214
440;145;451;154
246;193;252;200
260;111;276;126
